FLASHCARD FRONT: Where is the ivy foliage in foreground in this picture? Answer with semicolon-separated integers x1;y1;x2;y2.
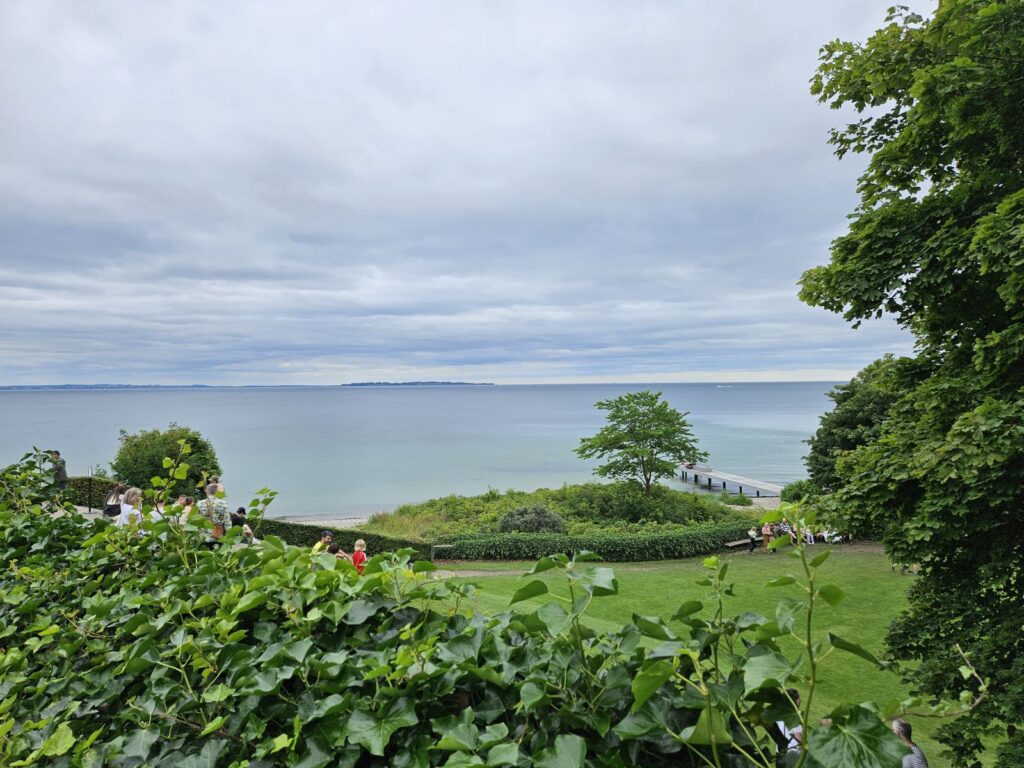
0;453;973;767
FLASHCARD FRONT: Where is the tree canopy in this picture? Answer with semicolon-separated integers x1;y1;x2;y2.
802;2;1024;765
575;390;707;494
111;423;221;497
804;355;919;492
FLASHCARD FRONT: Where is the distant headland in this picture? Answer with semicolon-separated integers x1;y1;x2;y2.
340;381;494;387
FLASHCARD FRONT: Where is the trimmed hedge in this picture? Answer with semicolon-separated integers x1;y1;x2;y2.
437;519;751;561
255;517;429;559
65;476;117;508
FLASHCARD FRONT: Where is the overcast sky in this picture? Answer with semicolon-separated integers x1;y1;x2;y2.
0;1;918;385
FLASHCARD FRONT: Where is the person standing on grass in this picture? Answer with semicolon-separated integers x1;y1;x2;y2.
891;719;929;767
351;539;368;574
761;521;773;552
747;526;759;553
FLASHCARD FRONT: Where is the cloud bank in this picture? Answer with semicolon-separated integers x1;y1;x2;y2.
0;1;916;384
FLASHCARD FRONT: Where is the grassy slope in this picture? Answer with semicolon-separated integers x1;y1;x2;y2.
446;545;949;763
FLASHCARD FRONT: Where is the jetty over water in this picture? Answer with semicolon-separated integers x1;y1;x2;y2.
678;465;784;498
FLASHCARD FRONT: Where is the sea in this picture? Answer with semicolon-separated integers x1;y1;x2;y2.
0;383;837;518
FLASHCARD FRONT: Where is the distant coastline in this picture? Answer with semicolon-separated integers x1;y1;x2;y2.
0;382;495;391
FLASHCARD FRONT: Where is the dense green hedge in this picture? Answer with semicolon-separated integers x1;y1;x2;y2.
64;475;117;508
438;519;751;561
255;517;428;559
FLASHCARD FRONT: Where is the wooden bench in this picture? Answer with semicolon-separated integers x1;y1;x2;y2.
725;538;753;548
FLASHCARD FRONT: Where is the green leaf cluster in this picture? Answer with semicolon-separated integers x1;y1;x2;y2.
802;2;1024;764
0;455;923;768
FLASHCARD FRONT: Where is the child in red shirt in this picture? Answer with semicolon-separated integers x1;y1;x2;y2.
351;539;367;574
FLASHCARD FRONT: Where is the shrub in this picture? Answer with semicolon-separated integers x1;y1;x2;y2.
364;482;742;539
438;518;751;561
498;505;566;533
64;475;117;508
717;490;754;507
110;423;221;497
781;478;821;502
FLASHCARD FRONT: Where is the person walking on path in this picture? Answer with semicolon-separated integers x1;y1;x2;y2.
891;719;929;767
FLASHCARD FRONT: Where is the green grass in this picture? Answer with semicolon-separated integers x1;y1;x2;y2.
443;544;949;763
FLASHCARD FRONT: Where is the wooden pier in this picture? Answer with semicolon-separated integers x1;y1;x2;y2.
678;465;784;497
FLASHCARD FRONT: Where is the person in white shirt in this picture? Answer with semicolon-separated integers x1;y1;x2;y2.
116;487;144;527
116;488;164;527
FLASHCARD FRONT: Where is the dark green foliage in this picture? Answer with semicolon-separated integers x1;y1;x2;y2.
370;482;744;540
439;519;751;561
804;356;918;491
110;422;221;496
255;517;428;559
576;390;707;493
64;475;117;508
497;505;566;534
0;454;921;767
780;479;820;503
802;3;1024;763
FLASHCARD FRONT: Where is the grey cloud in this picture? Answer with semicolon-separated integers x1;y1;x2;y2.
0;0;918;385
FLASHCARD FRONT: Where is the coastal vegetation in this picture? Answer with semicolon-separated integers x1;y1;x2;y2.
801;2;1024;763
361;482;751;541
0;451;972;767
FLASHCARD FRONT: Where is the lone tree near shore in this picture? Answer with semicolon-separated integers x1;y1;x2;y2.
575;390;706;494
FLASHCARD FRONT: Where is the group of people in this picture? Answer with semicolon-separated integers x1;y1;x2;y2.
745;519;844;553
312;530;368;574
102;476;254;543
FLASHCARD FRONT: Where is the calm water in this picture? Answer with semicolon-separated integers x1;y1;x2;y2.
0;383;835;517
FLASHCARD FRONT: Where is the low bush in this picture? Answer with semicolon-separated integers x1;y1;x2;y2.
781;478;821;502
717;490;754;507
438;518;751;561
254;517;428;559
497;504;566;533
64;475;117;508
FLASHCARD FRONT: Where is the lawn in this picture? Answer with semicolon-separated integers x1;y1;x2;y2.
442;543;950;763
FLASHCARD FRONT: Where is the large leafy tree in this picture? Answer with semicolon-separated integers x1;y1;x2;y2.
111;423;221;497
576;390;707;494
801;2;1024;765
804;354;919;491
